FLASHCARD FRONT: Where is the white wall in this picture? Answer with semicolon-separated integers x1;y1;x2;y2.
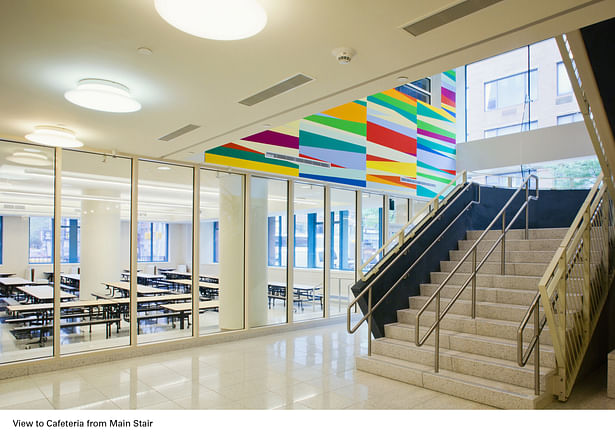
0;216;29;278
456;122;595;172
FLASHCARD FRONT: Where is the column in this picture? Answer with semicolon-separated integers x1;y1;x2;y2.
219;174;244;330
80;191;121;300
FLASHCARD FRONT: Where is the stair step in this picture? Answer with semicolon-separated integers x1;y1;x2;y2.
419;283;538;306
429;271;540;290
373;337;551;390
466;228;568;241
457;238;562;252
384;323;555;368
439;260;548;276
409;295;542;323
449;249;554;264
396;308;553;346
356;354;552;409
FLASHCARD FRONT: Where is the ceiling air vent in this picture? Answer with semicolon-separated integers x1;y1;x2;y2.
239;74;314;106
403;0;505;36
158;124;200;141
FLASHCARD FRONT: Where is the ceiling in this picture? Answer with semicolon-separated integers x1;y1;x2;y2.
0;0;613;164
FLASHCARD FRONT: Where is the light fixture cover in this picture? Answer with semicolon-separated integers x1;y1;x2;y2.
155;0;267;40
65;79;141;113
25;126;84;148
6;151;52;167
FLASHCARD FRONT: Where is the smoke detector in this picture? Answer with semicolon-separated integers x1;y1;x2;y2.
332;47;356;64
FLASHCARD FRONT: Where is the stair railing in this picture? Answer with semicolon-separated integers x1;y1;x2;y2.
347;171;478;355
415;174;539;372
359;171;468;282
525;172;615;401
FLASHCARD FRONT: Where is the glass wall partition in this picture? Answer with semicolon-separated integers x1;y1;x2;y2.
465;38;580;142
138;161;193;344
294;182;324;321
388;196;409;239
61;150;131;354
329;188;356;316
250;177;287;327
0;143;55;362
199;169;244;335
361;193;383;272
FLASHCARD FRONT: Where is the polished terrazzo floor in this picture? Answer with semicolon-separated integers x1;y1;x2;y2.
0;320;613;410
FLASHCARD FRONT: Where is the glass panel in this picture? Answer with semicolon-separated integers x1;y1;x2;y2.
465;38;581;142
199;169;244;335
388;197;408;240
60;150;131;354
138;161;193;344
330;188;355;316
251;177;287;327
361;193;383;272
0;142;54;363
294;182;324;321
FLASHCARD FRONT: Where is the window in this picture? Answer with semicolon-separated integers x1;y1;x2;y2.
484;69;537;111
396;80;431;104
557;112;583;125
484;121;538;138
29;217;80;263
267;216;286;267
137;221;169;262
213;221;219;263
557;62;573;96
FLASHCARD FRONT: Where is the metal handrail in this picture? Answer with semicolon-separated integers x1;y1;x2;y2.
347;179;480;354
415;174;539;372
516;173;604;397
516;292;548;395
359;171;468;281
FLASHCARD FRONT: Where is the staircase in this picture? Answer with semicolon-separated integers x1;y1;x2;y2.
356;227;569;409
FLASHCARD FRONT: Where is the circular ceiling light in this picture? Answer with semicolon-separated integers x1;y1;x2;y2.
154;0;267;40
157;166;171;171
64;79;141;113
6;152;52;167
25;126;84;148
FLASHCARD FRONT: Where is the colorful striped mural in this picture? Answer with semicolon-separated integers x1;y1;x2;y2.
366;89;418;195
205;73;457;199
298;100;367;187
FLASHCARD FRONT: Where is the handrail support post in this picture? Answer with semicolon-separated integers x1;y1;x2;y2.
472;249;477;319
525;183;530;240
501;210;506;275
367;287;372;356
534;304;540;396
435;292;440;373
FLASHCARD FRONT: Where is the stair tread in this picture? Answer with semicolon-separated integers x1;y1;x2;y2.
387;322;554;352
399;308;548;329
431;271;543;278
360;354;540;398
420;283;538;293
410;295;543;311
376;337;552;374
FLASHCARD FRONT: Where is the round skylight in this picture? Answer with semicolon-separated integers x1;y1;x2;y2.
25;126;84;148
64;79;141;113
154;0;267;41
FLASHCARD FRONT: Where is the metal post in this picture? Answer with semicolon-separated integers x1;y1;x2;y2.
501;210;506;275
534;304;540;396
525;183;529;240
367;287;372;356
472;249;477;319
435;291;440;372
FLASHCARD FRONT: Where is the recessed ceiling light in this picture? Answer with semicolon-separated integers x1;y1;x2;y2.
25;126;84;148
65;78;141;113
157;166;171;171
263;123;272;128
137;46;153;56
6;151;52;167
397;76;409;83
23;148;42;153
154;0;267;41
